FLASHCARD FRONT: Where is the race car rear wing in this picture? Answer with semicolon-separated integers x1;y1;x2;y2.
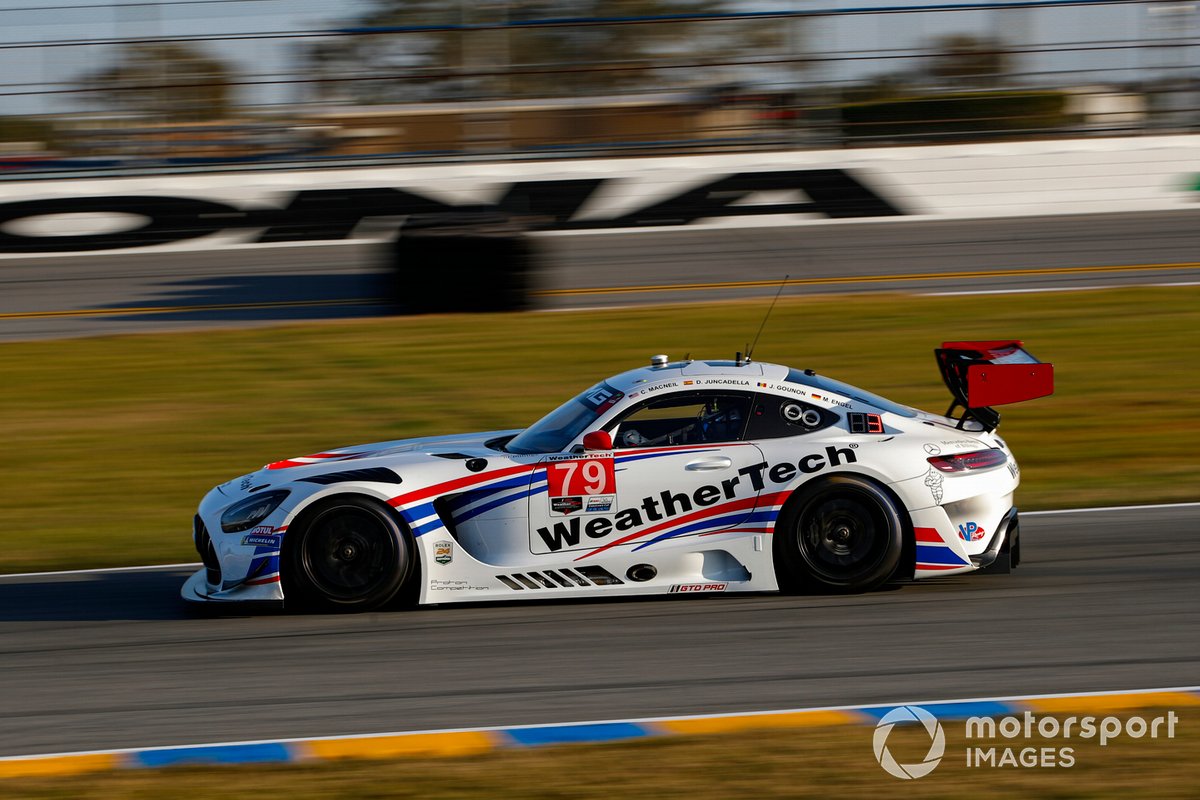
935;340;1054;431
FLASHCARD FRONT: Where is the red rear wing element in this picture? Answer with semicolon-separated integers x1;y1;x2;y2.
935;340;1054;430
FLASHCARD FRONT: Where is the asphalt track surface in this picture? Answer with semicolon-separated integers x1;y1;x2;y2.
1;209;1198;340
0;504;1196;758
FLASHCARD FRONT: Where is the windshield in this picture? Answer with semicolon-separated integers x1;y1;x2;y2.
505;382;624;454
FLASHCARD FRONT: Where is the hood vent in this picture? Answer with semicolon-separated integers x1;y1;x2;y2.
299;468;403;485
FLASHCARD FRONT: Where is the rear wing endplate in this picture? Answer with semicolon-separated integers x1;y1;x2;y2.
934;340;1054;431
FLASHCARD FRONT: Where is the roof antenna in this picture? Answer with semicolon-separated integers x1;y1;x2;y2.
745;274;789;363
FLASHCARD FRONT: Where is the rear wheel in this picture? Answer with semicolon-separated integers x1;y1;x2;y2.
284;496;412;612
777;476;904;593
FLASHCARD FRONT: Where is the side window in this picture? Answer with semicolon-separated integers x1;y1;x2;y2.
612;392;751;448
744;393;837;440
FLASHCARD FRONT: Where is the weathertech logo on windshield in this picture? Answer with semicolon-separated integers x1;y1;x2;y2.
533;446;857;553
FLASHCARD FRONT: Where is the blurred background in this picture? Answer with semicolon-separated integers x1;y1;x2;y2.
1;0;1198;172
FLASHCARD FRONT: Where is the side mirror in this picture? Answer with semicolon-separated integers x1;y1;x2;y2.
582;430;613;452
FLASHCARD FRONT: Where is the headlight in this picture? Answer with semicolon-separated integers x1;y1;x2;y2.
220;490;289;533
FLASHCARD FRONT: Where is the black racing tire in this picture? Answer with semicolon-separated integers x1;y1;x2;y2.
776;476;905;594
283;495;413;612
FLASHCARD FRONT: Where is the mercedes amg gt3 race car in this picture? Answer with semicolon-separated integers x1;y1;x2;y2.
183;341;1053;611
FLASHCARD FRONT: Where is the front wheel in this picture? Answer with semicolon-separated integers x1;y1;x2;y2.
284;496;413;612
776;476;905;593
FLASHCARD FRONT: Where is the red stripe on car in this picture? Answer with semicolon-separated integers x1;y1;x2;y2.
388;463;538;508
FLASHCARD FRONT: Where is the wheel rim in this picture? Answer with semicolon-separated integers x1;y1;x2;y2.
300;506;399;601
797;493;890;583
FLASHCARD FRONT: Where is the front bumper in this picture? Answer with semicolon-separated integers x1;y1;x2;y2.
182;512;286;606
181;567;284;608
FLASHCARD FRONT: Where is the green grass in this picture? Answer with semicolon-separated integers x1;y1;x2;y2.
1;286;1197;573
5;710;1196;798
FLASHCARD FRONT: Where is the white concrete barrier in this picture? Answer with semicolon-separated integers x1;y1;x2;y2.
0;135;1197;256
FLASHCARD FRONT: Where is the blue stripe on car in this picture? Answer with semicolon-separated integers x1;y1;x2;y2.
445;473;539;511
632;509;779;551
454;483;548;525
615;448;720;465
915;544;970;565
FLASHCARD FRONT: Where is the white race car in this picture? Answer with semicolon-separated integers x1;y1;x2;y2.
183;342;1053;611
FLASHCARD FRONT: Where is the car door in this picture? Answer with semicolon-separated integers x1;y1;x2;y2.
528;390;766;558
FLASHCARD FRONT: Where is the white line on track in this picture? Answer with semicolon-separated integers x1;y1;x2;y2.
3;684;1197;762
1023;502;1200;516
2;502;1196;580
0;562;201;579
534;304;643;313
922;281;1200;297
922;285;1118;297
